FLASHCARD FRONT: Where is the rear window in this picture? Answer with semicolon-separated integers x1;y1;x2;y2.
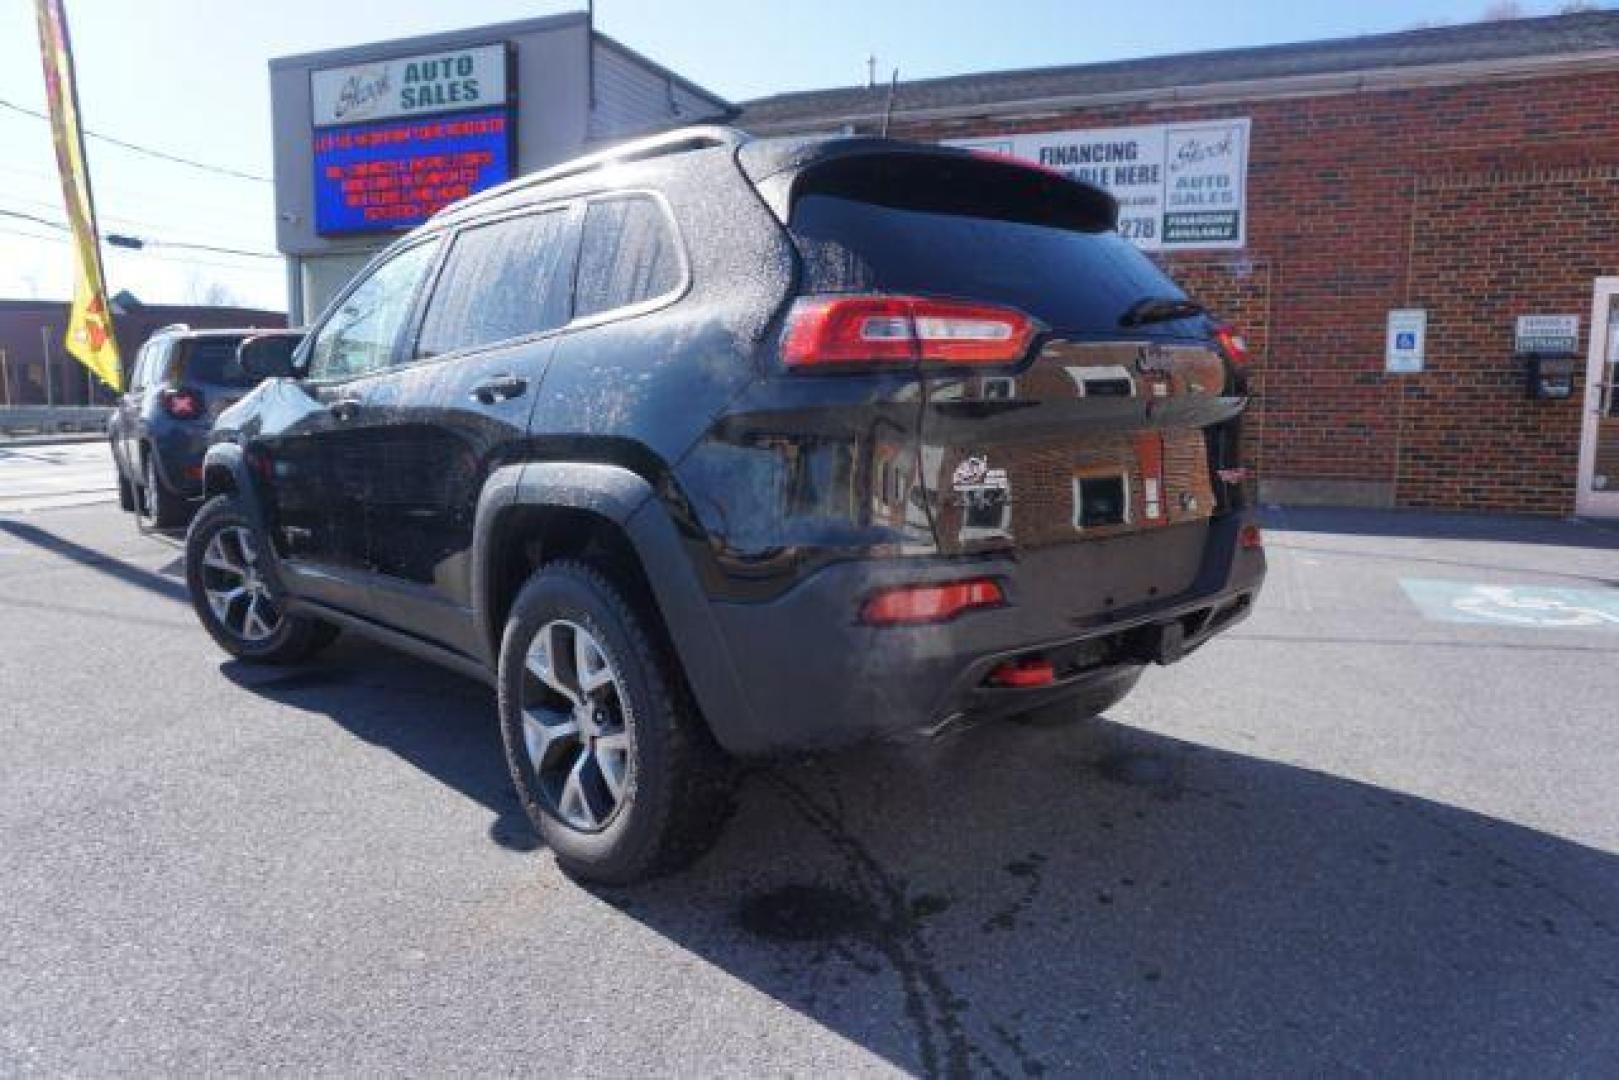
179;339;254;387
573;196;682;319
789;156;1197;335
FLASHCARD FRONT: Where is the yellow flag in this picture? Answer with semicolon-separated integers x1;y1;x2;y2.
36;0;120;391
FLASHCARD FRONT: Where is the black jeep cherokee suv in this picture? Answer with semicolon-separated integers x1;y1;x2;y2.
186;127;1265;884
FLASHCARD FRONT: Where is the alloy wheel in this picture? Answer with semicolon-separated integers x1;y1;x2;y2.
521;620;633;832
200;525;281;642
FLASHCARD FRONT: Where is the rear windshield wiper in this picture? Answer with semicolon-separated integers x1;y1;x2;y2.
1119;297;1205;327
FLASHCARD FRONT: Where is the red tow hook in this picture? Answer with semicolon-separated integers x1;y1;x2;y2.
988;656;1055;688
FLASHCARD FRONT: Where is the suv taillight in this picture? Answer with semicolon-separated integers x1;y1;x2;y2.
1212;323;1250;367
161;387;203;419
782;295;1038;370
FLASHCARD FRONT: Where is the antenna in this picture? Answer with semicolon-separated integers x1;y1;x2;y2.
880;68;899;137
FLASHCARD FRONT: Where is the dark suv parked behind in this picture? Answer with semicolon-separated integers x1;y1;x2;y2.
187;127;1265;884
110;326;285;529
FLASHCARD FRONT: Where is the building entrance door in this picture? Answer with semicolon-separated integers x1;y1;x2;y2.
1577;278;1619;518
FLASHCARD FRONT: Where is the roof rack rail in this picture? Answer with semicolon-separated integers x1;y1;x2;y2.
434;125;748;221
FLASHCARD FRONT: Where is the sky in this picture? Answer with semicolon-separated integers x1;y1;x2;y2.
0;0;1610;312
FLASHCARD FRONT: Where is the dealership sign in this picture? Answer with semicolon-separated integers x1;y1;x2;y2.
311;43;509;127
948;118;1250;251
313;108;512;234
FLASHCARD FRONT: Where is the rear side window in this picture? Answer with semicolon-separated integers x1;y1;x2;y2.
789;156;1195;335
181;340;253;387
416;209;571;358
572;196;681;319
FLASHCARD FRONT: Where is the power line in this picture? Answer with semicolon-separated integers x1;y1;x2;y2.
1;191;271;249
0;206;278;260
0;96;272;184
0;207;67;232
0;225;282;276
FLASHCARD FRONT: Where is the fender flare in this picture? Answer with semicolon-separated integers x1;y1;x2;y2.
472;461;757;754
201;443;268;534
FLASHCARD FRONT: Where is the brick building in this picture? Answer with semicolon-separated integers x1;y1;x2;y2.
738;12;1619;517
0;300;285;408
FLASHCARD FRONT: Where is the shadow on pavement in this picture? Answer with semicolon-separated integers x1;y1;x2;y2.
219;640;1619;1074
0;518;188;602
219;636;540;853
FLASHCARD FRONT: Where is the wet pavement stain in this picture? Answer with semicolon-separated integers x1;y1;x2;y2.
754;770;997;1079
736;884;880;944
1094;750;1182;796
983;853;1047;934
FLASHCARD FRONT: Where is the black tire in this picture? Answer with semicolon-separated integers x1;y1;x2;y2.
116;464;136;512
1011;665;1144;726
137;450;190;530
185;495;339;664
498;559;734;885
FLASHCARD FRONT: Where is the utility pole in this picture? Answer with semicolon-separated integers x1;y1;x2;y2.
0;347;11;406
40;324;54;406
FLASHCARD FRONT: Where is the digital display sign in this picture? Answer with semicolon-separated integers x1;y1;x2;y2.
313;106;512;235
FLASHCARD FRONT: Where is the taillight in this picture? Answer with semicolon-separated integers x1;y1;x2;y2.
1239;523;1264;550
1212;323;1250;367
860;578;1005;626
161;387;203;419
782;295;1038;370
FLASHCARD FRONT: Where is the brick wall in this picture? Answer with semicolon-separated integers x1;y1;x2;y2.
887;72;1619;514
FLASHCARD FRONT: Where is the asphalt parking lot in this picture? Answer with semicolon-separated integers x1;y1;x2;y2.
1;445;1617;1075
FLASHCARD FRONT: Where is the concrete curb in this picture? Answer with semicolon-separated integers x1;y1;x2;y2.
0;433;107;448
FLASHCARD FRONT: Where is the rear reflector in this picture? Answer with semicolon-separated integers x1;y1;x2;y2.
1239;523;1263;550
161;387;203;419
988;657;1055;688
783;295;1037;369
860;578;1004;626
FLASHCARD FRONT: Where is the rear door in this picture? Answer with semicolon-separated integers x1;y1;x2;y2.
785;152;1247;611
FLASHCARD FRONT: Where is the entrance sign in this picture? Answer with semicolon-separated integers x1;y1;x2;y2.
947;118;1251;252
1514;314;1579;354
1386;309;1427;374
312;43;509;127
313;108;512;234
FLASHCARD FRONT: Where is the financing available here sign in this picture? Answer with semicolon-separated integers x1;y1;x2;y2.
947;118;1251;252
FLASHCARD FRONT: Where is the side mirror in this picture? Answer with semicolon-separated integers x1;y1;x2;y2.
238;333;305;380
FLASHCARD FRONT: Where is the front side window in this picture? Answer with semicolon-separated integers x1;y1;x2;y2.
307;240;440;381
572;196;682;319
416;210;570;359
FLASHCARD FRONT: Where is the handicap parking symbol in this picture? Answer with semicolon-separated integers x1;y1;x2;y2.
1401;579;1619;629
1395;332;1417;350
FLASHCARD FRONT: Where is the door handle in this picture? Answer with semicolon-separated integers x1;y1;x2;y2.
471;375;527;404
329;397;362;421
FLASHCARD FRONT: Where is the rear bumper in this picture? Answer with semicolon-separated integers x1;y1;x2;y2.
705;513;1265;755
149;425;209;497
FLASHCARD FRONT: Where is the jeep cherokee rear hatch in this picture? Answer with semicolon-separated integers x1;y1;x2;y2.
775;146;1249;612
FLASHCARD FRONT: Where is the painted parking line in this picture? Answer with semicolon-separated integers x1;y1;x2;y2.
1400;578;1619;629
